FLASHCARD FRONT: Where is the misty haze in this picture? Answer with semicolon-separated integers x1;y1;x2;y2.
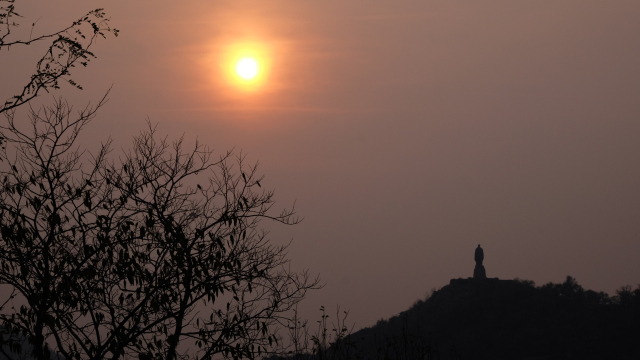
1;0;639;359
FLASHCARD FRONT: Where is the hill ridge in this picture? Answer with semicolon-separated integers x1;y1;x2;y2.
345;276;639;360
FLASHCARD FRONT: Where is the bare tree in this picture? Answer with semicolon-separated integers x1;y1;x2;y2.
0;99;319;360
0;96;113;360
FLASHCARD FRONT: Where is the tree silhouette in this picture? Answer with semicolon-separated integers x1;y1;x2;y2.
0;0;118;115
0;98;319;360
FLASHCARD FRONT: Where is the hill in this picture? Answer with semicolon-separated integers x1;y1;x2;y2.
344;276;640;360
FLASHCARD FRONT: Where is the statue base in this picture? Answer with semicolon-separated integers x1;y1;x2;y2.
474;265;486;279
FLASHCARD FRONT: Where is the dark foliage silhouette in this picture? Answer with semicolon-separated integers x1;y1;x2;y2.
0;98;319;360
347;277;640;360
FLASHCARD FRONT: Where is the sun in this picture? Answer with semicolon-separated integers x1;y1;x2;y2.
216;41;271;91
235;57;259;80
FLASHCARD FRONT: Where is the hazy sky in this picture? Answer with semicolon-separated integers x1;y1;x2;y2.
3;0;640;330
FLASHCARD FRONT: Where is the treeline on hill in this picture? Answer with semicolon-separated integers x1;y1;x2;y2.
277;277;640;360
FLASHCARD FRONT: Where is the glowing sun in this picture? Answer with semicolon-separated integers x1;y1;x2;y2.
218;42;271;91
235;57;259;80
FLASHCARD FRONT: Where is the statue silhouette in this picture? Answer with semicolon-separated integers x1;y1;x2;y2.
474;244;487;279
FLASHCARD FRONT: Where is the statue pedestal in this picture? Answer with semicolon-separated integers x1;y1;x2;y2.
474;264;486;279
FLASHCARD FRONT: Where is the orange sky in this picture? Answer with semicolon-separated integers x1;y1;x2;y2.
3;0;640;330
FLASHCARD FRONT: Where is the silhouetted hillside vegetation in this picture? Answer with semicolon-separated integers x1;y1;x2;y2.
344;276;640;360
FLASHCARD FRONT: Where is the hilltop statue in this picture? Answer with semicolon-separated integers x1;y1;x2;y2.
474;244;487;279
449;244;507;285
